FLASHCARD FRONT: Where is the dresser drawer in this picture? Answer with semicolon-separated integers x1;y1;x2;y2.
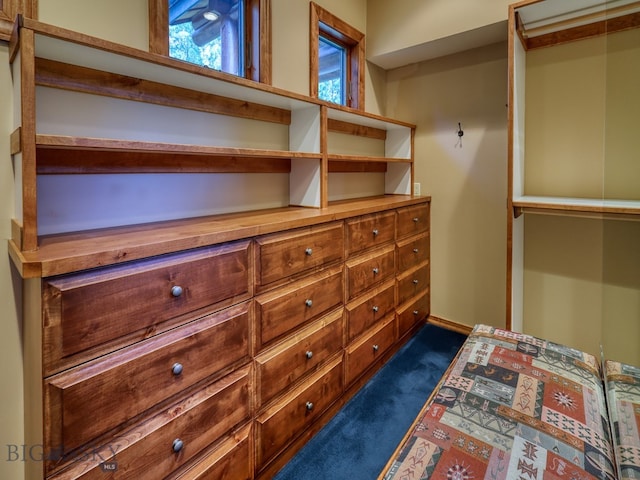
168;423;252;480
345;315;396;386
345;244;395;301
397;261;430;306
396;232;430;272
345;280;395;342
48;366;251;479
255;309;343;407
346;211;396;256
43;241;251;374
45;302;251;458
255;265;343;349
397;291;430;337
256;356;343;469
255;222;344;290
396;203;429;240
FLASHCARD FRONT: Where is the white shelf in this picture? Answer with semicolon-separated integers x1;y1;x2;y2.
513;195;640;218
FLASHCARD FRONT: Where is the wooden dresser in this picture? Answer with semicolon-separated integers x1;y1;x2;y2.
8;19;430;480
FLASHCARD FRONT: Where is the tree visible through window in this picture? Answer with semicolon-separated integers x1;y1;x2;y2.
149;0;271;83
169;0;244;75
318;36;346;104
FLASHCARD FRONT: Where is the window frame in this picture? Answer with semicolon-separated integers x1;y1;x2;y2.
309;2;364;110
149;0;271;84
0;0;34;41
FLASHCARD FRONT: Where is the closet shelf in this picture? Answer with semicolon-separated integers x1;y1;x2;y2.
33;135;320;174
8;195;427;279
513;196;640;219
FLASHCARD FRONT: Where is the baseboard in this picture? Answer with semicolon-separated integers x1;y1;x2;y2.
427;315;473;336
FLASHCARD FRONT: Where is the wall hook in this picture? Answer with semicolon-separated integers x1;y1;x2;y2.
456;122;464;148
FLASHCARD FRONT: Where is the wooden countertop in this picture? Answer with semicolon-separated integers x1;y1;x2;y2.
9;195;430;278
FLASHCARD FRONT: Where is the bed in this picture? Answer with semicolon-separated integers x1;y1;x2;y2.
378;324;639;480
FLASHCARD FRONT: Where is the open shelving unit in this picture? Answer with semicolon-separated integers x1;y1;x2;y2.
507;0;640;356
8;17;418;277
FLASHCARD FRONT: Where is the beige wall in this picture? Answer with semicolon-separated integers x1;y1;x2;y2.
386;42;509;330
0;42;25;480
522;27;640;365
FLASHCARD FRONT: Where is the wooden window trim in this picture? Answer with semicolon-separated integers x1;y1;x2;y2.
149;0;271;84
0;0;34;41
310;1;364;110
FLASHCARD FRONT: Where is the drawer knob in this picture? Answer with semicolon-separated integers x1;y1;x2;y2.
413;310;419;315
372;305;379;313
413;217;419;223
171;285;183;297
171;363;183;376
413;279;419;285
172;438;184;453
306;401;314;411
413;248;419;253
305;248;313;256
373;344;379;352
305;299;313;308
306;351;313;359
373;229;379;236
372;267;379;275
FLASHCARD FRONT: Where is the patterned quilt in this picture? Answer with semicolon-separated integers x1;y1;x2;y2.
606;360;640;480
379;324;626;480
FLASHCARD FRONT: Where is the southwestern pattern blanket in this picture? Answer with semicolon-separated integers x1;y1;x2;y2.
379;324;625;480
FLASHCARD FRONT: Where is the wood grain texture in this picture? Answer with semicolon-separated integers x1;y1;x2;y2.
344;314;395;386
42;241;251;375
254;309;343;407
346;210;396;256
345;279;395;342
255;266;343;349
345;243;395;301
44;302;250;460
46;366;251;479
10;196;428;278
35;58;292;125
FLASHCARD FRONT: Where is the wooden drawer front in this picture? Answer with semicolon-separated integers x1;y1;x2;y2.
346;280;395;343
48;367;251;479
397;262;430;306
397;232;430;273
256;266;343;348
397;291;430;338
346;211;396;256
256;309;343;407
345;315;396;386
43;241;251;374
345;244;395;301
396;203;429;240
256;222;343;289
168;423;252;480
256;356;343;469
45;302;250;457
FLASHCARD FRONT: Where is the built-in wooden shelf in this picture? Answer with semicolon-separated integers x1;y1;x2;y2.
8;195;428;279
513;196;640;219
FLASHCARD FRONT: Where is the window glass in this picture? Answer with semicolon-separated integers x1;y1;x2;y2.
318;36;346;105
169;0;245;76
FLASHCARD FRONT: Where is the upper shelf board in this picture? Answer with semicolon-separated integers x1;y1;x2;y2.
517;0;640;37
513;195;640;217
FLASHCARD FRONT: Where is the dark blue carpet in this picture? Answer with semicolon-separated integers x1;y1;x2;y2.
273;323;467;480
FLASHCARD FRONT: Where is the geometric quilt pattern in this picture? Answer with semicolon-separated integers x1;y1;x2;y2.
606;360;640;480
380;324;618;480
